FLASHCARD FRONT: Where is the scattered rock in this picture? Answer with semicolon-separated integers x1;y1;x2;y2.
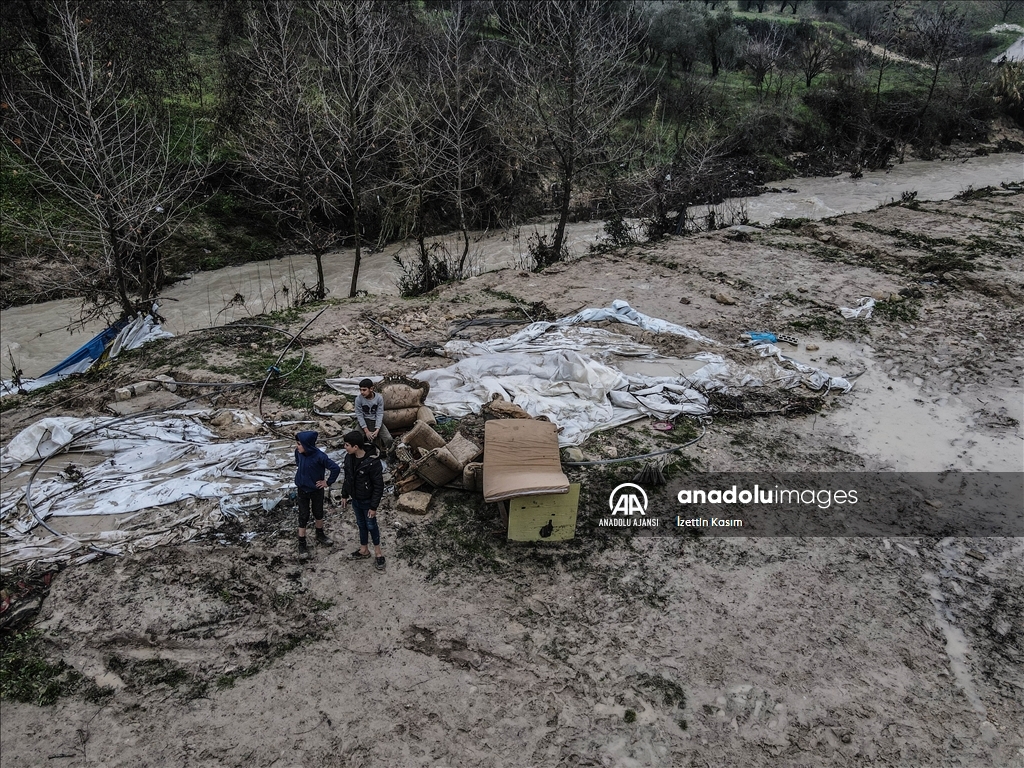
343;401;355;413
965;549;987;562
603;445;618;459
924;499;943;509
114;387;133;402
899;287;924;299
314;393;348;412
806;344;819;352
781;299;795;307
712;292;736;306
797;287;808;293
563;447;585;462
154;374;177;393
398;490;433;515
679;297;691;305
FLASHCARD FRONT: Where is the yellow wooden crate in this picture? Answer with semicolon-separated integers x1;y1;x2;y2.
506;484;580;542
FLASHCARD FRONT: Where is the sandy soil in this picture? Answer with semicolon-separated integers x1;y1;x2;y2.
1;189;1022;767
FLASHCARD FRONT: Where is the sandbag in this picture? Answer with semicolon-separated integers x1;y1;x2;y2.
462;462;483;493
383;406;420;431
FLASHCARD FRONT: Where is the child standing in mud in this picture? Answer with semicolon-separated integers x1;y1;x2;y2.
294;431;341;561
339;430;386;571
355;378;393;454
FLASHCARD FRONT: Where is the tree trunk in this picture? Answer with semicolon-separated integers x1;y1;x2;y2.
315;251;326;300
551;172;572;265
348;191;362;298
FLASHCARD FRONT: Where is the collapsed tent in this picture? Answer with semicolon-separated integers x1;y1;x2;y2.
1;411;289;572
331;301;851;447
1;313;173;397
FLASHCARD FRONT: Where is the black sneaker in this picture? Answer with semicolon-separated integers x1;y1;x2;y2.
375;556;386;572
298;538;310;561
349;549;371;560
315;529;333;547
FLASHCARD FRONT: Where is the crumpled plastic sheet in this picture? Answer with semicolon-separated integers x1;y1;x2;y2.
1;411;291;572
327;301;852;446
559;298;720;345
840;297;875;319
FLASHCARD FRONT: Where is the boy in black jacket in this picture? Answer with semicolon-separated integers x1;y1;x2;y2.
340;430;386;571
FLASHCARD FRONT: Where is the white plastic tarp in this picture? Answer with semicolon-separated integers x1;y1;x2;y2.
1;411;290;571
327;300;850;447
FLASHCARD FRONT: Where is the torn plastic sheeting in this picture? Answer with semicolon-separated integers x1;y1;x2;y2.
328;301;850;446
410;350;708;446
1;412;292;570
840;297;875;319
445;322;665;360
558;299;719;345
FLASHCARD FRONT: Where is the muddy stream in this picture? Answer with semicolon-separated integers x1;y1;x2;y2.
2;153;1021;379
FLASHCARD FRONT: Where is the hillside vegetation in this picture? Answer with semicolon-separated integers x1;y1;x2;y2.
2;0;1022;312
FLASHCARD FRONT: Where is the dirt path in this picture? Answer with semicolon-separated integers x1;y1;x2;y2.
1;188;1022;767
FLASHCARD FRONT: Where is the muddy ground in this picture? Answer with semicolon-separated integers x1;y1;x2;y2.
1;188;1022;767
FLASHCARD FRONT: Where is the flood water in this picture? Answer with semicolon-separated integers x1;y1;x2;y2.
2;153;1021;379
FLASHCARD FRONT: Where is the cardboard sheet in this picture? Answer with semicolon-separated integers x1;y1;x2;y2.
482;420;569;502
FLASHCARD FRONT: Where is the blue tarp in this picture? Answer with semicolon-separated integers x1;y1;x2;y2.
40;323;124;378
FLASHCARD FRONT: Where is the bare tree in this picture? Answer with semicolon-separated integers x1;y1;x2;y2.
312;0;400;298
494;0;649;266
423;1;488;278
234;0;336;300
994;0;1020;23
1;0;205;319
796;27;837;87
911;2;967;123
742;23;785;92
387;79;448;294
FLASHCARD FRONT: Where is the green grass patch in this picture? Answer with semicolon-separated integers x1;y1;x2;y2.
874;298;920;323
1;631;111;706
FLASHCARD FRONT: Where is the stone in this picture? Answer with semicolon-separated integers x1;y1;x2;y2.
712;292;736;306
398;491;433;515
924;499;943;509
678;297;691;305
343;401;355;413
154;374;177;393
797;286;808;293
805;344;819;352
781;300;795;307
114;387;133;402
318;420;342;437
314;393;348;412
603;445;618;459
563;447;585;462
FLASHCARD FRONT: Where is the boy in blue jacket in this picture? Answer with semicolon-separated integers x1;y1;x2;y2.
294;431;341;561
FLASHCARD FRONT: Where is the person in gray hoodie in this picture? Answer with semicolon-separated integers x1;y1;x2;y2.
294;430;341;561
354;378;393;453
